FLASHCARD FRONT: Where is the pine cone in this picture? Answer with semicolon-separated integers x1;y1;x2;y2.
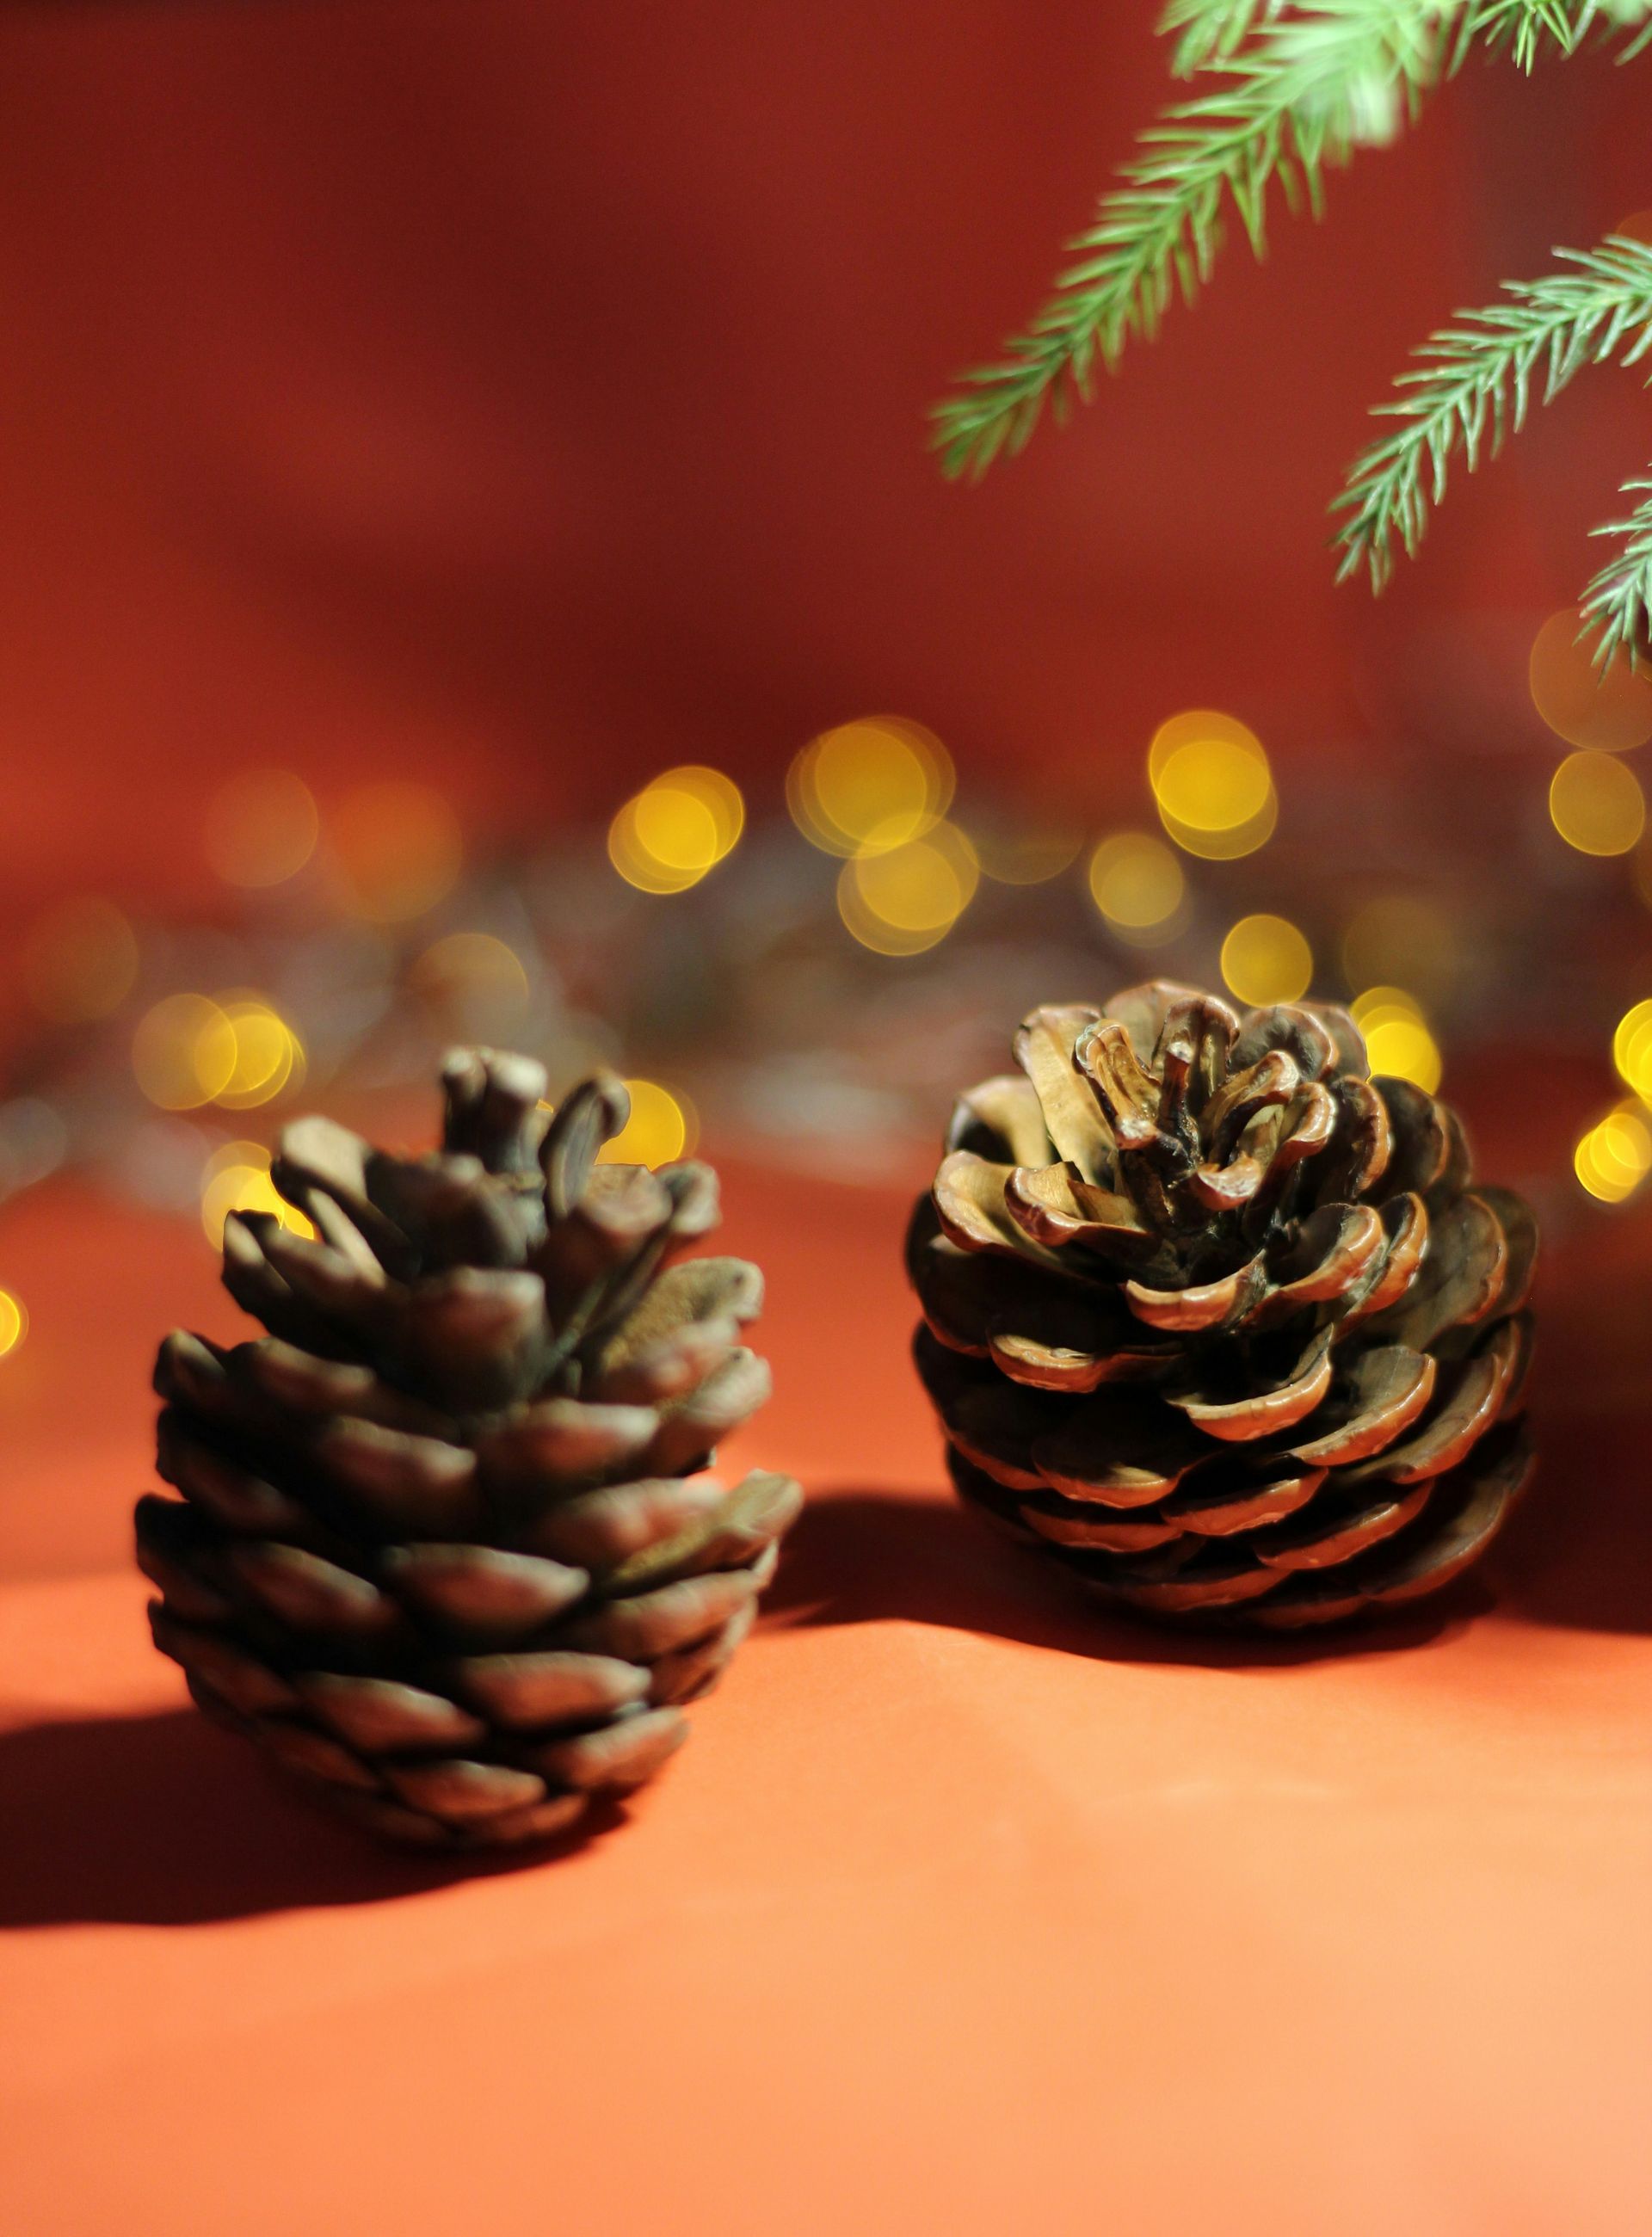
137;1051;801;1847
909;984;1537;1629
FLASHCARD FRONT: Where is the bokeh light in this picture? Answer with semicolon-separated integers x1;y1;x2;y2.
836;820;979;955
1219;914;1312;1005
1574;1103;1652;1205
971;823;1083;884
0;1287;28;1359
1612;999;1652;1102
609;767;744;893
1548;750;1645;856
23;897;139;1024
331;781;463;921
213;996;305;1110
410;932;532;1028
1088;832;1187;940
789;718;953;857
1341;894;1458;1007
133;995;239;1111
1529;607;1652;753
204;770;319;888
1150;710;1278;860
200;1142;316;1248
1350;986;1442;1093
596;1079;697;1168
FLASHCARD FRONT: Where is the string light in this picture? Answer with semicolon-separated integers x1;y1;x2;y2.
1528;607;1652;754
597;1080;696;1168
200;1142;316;1248
1220;914;1312;1005
609;767;744;893
789;718;953;857
1548;750;1645;856
23;897;139;1024
204;771;319;888
1148;710;1277;860
133;995;239;1111
1350;986;1442;1093
1087;832;1187;940
1612;999;1652;1102
331;781;463;921
0;1288;27;1359
213;996;305;1110
836;820;979;955
1574;1103;1652;1205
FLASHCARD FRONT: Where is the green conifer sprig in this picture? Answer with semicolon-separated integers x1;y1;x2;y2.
1581;472;1652;665
1333;237;1652;592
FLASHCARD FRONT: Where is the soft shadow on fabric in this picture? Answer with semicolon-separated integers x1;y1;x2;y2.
761;1488;1482;1668
0;1710;623;1930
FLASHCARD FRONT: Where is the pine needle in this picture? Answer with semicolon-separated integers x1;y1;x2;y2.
1580;471;1652;667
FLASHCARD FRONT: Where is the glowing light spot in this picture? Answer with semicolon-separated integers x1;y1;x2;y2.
1549;750;1645;856
133;995;239;1111
1529;608;1652;754
1087;832;1187;938
788;718;953;857
1352;988;1443;1093
1148;710;1276;859
1220;914;1313;1006
410;932;532;1027
971;823;1083;885
597;1080;696;1168
836;820;978;955
1341;895;1458;1006
204;770;319;888
0;1288;27;1359
1575;1103;1652;1205
23;897;139;1024
609;767;744;894
331;781;463;921
212;995;305;1110
1612;999;1652;1101
200;1142;316;1248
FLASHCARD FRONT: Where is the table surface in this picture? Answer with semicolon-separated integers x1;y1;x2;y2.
3;1137;1650;2237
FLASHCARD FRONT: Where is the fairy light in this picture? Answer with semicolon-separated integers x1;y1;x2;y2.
23;897;140;1024
200;1142;316;1248
331;781;463;922
1149;710;1277;860
0;1288;28;1359
1529;608;1652;754
213;996;305;1111
1548;751;1645;856
1574;1103;1652;1205
1219;913;1312;1005
1350;986;1442;1093
204;771;319;888
609;767;744;894
789;718;953;857
1087;832;1187;940
133;995;239;1111
597;1080;697;1168
836;819;979;956
1612;999;1652;1102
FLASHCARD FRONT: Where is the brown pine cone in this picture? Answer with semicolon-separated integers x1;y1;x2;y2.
137;1051;801;1847
909;984;1537;1629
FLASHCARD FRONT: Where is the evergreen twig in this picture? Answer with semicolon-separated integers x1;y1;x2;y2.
1331;236;1652;652
1580;471;1652;665
1161;0;1282;76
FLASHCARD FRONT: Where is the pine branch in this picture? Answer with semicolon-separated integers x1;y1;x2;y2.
1331;237;1652;597
1161;0;1282;76
932;2;1452;481
1580;471;1652;666
1470;1;1581;69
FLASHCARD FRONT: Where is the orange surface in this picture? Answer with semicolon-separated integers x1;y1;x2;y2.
2;1148;1650;2237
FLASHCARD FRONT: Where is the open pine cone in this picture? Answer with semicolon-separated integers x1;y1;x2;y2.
137;1051;801;1847
909;984;1537;1628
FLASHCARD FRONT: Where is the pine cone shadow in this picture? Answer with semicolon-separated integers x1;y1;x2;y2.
0;1709;626;1929
764;1488;1482;1668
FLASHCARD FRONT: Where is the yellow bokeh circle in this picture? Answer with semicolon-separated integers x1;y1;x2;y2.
1612;999;1652;1101
1087;832;1187;935
1149;710;1276;860
331;781;464;922
1575;1103;1652;1205
133;995;239;1111
1529;608;1652;754
200;1143;316;1248
0;1288;28;1359
1549;751;1645;856
837;821;978;956
1341;895;1457;1005
204;771;319;888
610;767;744;894
789;718;953;857
1220;914;1313;1006
597;1079;697;1169
213;996;305;1111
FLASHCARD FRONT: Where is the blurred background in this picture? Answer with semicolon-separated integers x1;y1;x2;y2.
0;0;1649;1402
